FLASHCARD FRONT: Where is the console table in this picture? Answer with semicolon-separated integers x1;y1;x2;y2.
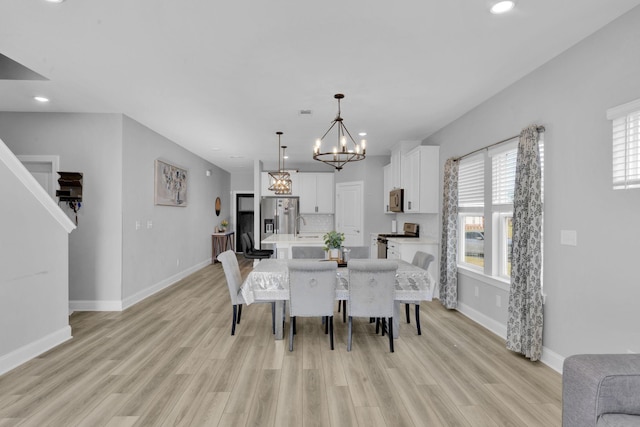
212;231;235;263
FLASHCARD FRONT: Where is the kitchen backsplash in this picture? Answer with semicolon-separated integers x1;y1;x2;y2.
395;213;438;238
298;214;334;233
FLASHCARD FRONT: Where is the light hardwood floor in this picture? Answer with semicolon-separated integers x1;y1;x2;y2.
0;255;562;426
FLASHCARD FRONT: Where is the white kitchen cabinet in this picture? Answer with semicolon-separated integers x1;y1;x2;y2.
386;238;439;286
370;233;378;259
299;173;334;213
401;145;439;213
390;146;402;190
383;164;393;213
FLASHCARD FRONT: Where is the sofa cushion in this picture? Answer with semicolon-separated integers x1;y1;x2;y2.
597;414;640;427
563;354;640;426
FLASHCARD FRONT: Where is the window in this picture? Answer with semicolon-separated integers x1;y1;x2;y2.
607;99;640;190
458;154;484;268
490;142;517;279
458;136;544;282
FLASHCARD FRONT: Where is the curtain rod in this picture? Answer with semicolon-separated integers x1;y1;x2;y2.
454;125;545;161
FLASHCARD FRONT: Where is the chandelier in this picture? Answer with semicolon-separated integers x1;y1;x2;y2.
268;131;292;195
313;93;366;171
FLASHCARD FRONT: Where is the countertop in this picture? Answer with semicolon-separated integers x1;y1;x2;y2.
261;233;324;245
385;236;439;245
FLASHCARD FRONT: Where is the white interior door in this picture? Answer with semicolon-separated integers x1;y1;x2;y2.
17;155;59;200
335;181;364;246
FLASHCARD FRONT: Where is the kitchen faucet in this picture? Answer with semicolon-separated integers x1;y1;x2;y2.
295;215;306;234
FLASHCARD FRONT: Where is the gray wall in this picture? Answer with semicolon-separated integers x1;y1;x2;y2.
1;139;71;372
425;6;640;361
0;112;124;304
0;112;230;310
121;117;230;301
231;170;254;192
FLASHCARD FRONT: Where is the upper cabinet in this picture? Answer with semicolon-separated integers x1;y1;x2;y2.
383;163;393;213
299;173;334;213
401;145;439;213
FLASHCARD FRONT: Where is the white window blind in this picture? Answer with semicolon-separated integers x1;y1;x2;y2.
458;154;484;208
607;99;640;190
611;110;640;190
492;147;518;205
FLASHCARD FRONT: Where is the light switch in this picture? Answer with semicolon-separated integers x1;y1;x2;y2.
135;220;141;230
147;220;153;229
561;230;577;246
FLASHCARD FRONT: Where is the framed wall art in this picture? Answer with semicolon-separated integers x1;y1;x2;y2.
155;159;188;206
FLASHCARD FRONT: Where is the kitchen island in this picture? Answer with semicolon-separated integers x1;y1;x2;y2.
261;233;325;259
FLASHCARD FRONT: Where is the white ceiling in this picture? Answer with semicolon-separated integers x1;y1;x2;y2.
2;0;639;174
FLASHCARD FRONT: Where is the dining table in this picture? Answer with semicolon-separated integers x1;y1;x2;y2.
240;258;435;340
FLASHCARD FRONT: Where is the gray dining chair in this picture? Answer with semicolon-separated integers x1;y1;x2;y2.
347;259;398;352
344;246;369;259
337;246;369;321
291;246;326;259
287;260;338;351
217;250;275;336
400;251;435;335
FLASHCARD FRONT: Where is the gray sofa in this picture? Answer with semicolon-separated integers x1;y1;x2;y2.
563;354;640;426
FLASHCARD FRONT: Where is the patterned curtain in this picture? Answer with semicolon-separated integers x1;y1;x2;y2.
506;125;544;361
439;158;459;309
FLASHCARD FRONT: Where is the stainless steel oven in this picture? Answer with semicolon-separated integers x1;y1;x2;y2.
376;222;420;259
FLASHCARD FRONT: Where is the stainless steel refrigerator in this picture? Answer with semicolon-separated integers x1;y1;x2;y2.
260;196;299;245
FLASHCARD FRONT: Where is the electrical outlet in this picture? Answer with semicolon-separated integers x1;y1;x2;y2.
474;286;479;298
496;295;502;307
176;258;180;266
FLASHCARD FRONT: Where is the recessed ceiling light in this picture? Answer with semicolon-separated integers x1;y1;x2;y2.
490;1;515;14
34;96;49;103
45;0;65;3
229;155;244;159
283;155;289;159
358;132;367;137
211;147;221;151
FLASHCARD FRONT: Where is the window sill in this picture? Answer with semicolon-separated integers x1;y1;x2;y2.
457;265;510;292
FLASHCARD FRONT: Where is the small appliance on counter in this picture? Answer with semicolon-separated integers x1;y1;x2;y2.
376;222;419;259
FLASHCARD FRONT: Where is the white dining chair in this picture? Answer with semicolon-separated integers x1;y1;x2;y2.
347;259;398;352
287;260;338;351
400;251;434;335
217;250;275;336
337;246;370;321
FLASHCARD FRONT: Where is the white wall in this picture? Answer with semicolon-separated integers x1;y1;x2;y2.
0;138;72;374
425;6;640;364
0;113;124;307
121;117;230;303
335;155;394;238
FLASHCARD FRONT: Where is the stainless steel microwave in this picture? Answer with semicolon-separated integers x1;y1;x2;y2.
389;188;404;212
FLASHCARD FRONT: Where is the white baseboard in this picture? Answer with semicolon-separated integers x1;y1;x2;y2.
122;259;211;310
456;302;565;374
457;302;507;339
541;346;564;374
68;259;211;312
0;326;72;376
69;299;123;311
